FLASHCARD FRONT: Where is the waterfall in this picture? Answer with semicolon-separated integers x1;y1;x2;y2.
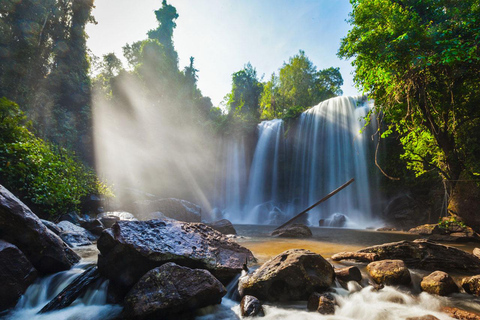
213;96;379;227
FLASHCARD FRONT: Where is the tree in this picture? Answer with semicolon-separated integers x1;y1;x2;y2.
226;63;264;121
260;50;343;119
338;0;480;195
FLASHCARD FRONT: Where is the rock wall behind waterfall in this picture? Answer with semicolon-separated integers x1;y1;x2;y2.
213;96;381;227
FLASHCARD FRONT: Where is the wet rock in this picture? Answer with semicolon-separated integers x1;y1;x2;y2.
307;292;336;315
474;248;480;260
335;239;480;274
97;211;137;228
0;184;80;273
135;198;202;222
367;260;411;286
409;224;441;235
0;240;38;311
123;262;226;320
328;213;347;227
406;316;440;320
138;211;169;221
97;219;255;289
270;223;312;238
207;219;237;235
240;295;264;317
41;219;61;235
80;219;105;236
420;271;459;296
331;252;379;263
442;307;480;320
59;211;84;224
239;249;335;302
461;275;480;296
376;227;398;232
57;221;96;248
335;266;362;282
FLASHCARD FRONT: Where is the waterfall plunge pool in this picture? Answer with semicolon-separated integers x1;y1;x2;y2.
3;226;480;320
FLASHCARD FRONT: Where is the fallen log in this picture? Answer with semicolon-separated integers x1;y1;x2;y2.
331;252;379;263
274;178;355;231
38;265;100;314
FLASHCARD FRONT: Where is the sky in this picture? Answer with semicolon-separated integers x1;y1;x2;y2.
86;0;360;107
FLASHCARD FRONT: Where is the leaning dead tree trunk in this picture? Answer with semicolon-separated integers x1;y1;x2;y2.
39;265;100;314
274;178;355;231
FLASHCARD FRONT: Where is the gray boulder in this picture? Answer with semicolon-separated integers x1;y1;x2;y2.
57;221;96;247
0;185;80;273
123;262;226;319
135;198;202;222
207;219;237;235
271;223;312;238
0;240;38;311
240;295;264;317
239;249;335;302
41;219;62;235
97;219;255;289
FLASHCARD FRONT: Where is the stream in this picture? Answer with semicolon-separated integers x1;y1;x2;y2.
3;226;480;320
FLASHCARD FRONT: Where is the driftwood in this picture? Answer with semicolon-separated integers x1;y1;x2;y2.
274;178;355;231
331;252;379;263
39;265;100;314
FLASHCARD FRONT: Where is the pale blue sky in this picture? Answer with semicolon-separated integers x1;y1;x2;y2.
86;0;360;106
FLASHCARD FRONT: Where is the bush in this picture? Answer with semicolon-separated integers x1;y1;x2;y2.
0;97;113;219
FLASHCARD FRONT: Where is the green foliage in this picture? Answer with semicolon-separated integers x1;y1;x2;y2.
260;50;343;120
438;215;466;230
339;0;480;191
0;98;112;219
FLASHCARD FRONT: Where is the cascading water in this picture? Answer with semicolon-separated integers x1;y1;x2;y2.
214;96;380;227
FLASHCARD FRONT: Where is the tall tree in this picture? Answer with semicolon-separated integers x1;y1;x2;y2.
338;0;480;195
227;63;263;121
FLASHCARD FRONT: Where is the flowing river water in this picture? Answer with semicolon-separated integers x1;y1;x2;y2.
3;226;480;320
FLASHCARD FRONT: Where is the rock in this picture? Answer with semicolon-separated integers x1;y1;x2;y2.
448;171;480;234
474;248;480;260
0;240;38;311
335;266;362;282
0;185;80;273
382;194;429;230
240;295;264;317
335;239;480;274
461;275;480;296
420;271;459;296
327;213;347;227
331;252;379;263
239;249;335;302
376;227;397;232
97;219;255;289
57;220;96;247
58;211;84;224
409;224;441;235
207;219;237;235
270;223;312;238
442;307;480;320
135;198;202;222
367;260;411;286
80;219;105;236
97;211;137;228
406;316;440;320
307;292;336;314
41;219;62;235
123;262;226;320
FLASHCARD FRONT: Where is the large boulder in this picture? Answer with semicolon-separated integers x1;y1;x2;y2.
0;240;38;311
307;292;336;315
421;271;459;296
123;262;226;319
367;260;411;286
239;249;335;302
207;219;237;235
333;239;480;274
240;295;264;317
0;185;80;273
97;219;255;289
57;221;96;247
135;198;202;222
271;224;312;238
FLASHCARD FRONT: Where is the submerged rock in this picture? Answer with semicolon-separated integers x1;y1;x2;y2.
240;295;264;317
0;240;38;311
442;307;480;320
367;260;411;286
0;184;80;273
123;262;226;320
207;219;237;235
334;239;480;274
135;198;202;222
97;219;255;289
406;316;440;320
270;223;312;238
420;271;458;296
239;249;335;302
307;292;336;315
